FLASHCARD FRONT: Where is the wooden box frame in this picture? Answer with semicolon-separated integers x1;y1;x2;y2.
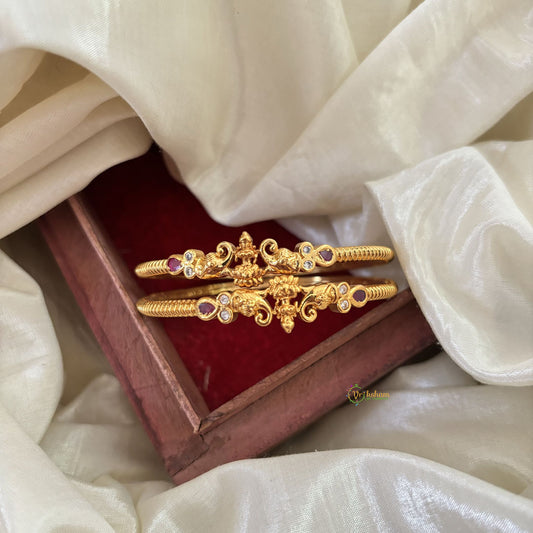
39;194;436;485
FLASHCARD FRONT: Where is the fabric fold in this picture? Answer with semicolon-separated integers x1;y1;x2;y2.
0;250;62;442
368;141;533;385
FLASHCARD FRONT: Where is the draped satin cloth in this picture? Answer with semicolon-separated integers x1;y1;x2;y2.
1;0;532;531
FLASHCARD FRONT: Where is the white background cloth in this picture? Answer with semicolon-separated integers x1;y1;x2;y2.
1;0;532;531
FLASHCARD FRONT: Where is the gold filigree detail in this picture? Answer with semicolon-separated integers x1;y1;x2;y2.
136;276;398;332
260;238;302;273
135;232;395;286
171;232;328;287
231;289;273;327
134;233;398;331
299;283;338;323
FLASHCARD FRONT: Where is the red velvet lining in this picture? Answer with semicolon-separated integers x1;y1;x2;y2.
85;147;379;410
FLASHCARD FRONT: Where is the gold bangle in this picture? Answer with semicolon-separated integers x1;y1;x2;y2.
135;231;394;286
136;275;397;333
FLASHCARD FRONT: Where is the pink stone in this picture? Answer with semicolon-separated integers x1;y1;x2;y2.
199;302;216;315
353;289;366;303
319;249;333;262
167;257;182;271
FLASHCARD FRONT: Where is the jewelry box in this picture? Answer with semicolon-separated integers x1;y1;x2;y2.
39;146;436;484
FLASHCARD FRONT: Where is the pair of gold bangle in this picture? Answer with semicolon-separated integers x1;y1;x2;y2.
135;232;397;333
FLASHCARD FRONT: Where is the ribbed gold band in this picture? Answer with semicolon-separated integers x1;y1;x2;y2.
136;275;397;333
135;245;393;279
135;234;394;282
135;259;171;278
333;245;394;263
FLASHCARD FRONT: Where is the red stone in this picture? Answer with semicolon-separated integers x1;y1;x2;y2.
353;290;366;303
319;249;333;262
199;302;216;315
168;257;182;271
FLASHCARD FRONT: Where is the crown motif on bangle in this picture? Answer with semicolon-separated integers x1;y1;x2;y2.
166;231;337;288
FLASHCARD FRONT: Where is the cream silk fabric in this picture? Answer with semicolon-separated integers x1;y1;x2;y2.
1;0;532;531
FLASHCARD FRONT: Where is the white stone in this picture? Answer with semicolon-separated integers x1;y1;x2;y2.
302;245;311;254
220;309;231;321
185;266;194;277
340;300;349;311
339;284;348;295
304;260;313;270
219;294;230;305
184;251;193;261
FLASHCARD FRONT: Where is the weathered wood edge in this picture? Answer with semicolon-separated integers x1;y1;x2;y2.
172;297;436;483
39;196;210;462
